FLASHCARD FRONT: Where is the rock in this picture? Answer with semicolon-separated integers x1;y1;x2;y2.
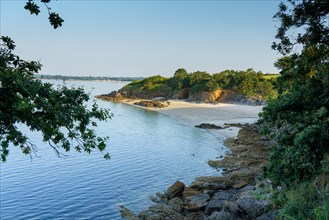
155;192;169;203
254;210;278;220
239;184;256;193
195;123;224;129
212;189;238;201
205;199;226;215
235;191;271;219
120;206;139;220
139;204;185;220
134;100;169;108
138;209;154;219
202;182;228;190
202;190;215;196
95;91;123;102
167;181;185;199
189;180;203;190
149;195;162;204
222;201;241;214
182;187;201;198
184;211;205;220
184;194;210;212
233;180;249;189
168;197;184;213
224;123;246;128
206;211;234;220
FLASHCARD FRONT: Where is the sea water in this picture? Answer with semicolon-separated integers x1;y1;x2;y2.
0;80;226;219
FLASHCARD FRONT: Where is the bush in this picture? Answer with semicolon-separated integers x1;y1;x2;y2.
261;96;329;184
276;179;329;220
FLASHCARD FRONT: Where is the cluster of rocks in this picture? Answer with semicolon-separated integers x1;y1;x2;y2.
95;91;123;102
120;125;277;220
120;179;275;220
134;100;170;108
195;123;229;130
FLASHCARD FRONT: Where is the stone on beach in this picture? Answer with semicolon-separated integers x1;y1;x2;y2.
184;194;210;211
167;181;185;199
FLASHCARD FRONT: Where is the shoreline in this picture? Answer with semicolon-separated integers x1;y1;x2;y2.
119;99;263;139
96;96;275;219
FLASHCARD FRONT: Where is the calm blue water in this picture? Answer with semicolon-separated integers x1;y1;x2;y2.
0;80;226;220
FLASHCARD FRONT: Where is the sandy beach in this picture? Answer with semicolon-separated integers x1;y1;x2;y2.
122;99;264;138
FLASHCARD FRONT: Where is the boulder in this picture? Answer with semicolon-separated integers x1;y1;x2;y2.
235;190;271;219
254;210;278;220
134;100;169;108
139;204;184;220
182;187;201;198
167;181;185;199
184;211;205;220
168;197;184;213
206;211;235;220
120;206;139;220
201;182;228;190
95;91;123;102
212;189;238;201
233;180;249;189
195;123;224;129
221;201;247;219
205;199;226;215
184;194;210;212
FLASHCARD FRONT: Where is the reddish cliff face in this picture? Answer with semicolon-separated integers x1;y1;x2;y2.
188;90;223;103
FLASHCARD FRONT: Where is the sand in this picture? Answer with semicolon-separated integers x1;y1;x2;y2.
121;99;263;138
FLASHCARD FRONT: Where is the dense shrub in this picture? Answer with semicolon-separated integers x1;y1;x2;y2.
122;68;277;100
260;0;329;185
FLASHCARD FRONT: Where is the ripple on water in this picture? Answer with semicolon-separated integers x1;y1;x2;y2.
0;81;226;220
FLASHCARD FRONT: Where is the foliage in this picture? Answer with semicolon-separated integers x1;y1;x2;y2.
188;71;212;86
122;68;277;100
24;0;64;29
267;155;329;220
213;68;277;99
260;0;329;184
173;68;188;78
276;180;329;220
0;37;112;161
121;75;172;98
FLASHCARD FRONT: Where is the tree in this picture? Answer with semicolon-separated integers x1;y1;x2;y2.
173;68;188;78
188;71;212;86
0;1;112;161
24;0;64;29
260;0;329;184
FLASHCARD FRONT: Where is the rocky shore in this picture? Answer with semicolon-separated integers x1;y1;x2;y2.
95;91;272;219
95;88;266;106
120;124;277;220
95;92;170;108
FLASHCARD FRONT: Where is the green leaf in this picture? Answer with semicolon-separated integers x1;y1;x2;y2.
24;0;40;15
48;12;64;29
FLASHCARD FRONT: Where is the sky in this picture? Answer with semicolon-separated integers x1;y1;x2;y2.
1;0;282;77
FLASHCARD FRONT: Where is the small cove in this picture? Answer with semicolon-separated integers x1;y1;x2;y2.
0;80;227;219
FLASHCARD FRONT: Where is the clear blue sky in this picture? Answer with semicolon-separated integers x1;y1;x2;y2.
1;0;281;77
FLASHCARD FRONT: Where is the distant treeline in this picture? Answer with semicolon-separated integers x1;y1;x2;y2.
35;74;145;82
122;68;279;101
